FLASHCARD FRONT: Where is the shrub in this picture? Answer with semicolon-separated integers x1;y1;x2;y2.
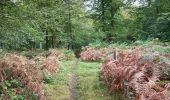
80;47;114;61
0;54;45;100
34;55;60;74
48;49;63;59
47;49;76;61
158;57;170;80
63;50;76;61
80;47;101;61
0;50;61;99
100;49;170;100
42;56;60;73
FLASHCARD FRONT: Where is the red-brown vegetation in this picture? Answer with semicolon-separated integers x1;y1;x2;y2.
100;49;170;100
80;47;114;61
0;52;60;100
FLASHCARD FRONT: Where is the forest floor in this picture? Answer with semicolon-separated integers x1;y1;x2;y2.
69;59;78;100
45;60;120;100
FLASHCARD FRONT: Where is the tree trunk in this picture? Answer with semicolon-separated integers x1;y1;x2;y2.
45;30;49;50
110;0;114;28
51;35;54;48
101;0;105;32
65;0;72;50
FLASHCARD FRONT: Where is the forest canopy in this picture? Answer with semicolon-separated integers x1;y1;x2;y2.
0;0;170;50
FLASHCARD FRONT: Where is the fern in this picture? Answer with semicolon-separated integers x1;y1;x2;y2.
101;49;170;100
0;54;45;99
80;47;114;61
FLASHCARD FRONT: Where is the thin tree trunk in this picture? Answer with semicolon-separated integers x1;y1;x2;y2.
45;30;49;50
65;0;72;50
101;0;105;32
110;0;114;28
51;35;54;48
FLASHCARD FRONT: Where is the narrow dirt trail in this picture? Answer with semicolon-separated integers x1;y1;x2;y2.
69;59;79;100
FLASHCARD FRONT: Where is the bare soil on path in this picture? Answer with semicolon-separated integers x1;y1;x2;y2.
69;59;79;100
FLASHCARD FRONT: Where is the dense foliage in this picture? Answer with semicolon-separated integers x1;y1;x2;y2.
0;0;98;51
0;49;63;99
0;54;45;99
88;0;170;42
80;47;114;61
100;47;170;100
0;0;169;51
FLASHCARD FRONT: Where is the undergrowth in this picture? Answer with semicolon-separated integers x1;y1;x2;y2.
100;48;170;100
0;49;64;100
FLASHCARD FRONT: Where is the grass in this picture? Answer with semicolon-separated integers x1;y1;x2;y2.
44;61;74;100
76;61;122;100
44;60;123;100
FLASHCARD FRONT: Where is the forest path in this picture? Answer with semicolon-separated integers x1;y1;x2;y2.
75;61;118;100
69;59;79;100
45;60;118;100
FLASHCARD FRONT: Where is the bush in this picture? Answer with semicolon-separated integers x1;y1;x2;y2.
42;56;60;73
80;47;101;61
34;55;60;74
63;50;76;61
80;47;114;61
0;53;61;99
0;54;45;100
47;49;76;61
100;48;170;100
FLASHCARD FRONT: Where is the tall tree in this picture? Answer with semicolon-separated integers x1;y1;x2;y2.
65;0;73;50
